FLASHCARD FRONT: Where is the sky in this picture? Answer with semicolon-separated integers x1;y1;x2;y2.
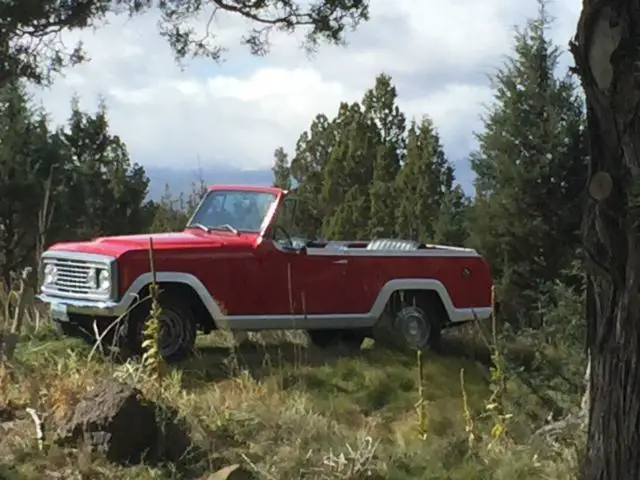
32;0;581;193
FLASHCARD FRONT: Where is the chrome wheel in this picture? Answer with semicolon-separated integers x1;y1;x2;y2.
159;309;192;358
396;306;431;349
135;306;195;360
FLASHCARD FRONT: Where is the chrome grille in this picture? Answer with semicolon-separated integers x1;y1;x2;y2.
41;253;115;300
49;258;94;295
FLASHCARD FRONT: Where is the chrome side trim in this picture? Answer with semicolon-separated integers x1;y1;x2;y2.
38;272;493;331
305;247;480;258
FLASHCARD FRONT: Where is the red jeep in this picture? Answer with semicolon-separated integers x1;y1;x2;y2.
37;185;494;361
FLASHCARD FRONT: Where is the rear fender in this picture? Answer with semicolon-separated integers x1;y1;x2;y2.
370;278;492;324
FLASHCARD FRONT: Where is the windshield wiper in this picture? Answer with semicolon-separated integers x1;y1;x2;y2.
186;223;210;232
213;224;240;235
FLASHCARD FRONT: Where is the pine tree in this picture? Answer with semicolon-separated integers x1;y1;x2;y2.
289;114;336;238
433;185;471;246
56;97;150;240
272;146;292;190
285;73;455;243
395;117;453;242
320;102;378;239
364;74;406;238
468;2;586;325
149;184;189;233
0;82;51;282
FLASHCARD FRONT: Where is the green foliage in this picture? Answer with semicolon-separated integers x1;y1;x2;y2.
3;317;584;479
271;147;292;190
288;114;335;238
277;74;465;243
432;186;471;246
0;82;51;281
395;117;458;243
55;96;150;241
148;185;190;234
500;275;586;425
1;0;369;86
0;83;152;282
365;74;405;238
467;1;586;326
2;1;591;474
319;101;377;238
148;180;207;233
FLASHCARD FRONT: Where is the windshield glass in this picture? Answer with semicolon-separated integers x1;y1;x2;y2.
188;190;277;233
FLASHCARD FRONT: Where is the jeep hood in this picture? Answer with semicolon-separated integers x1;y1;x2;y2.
47;231;258;258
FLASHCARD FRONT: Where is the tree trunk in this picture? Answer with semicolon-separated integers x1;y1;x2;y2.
571;2;640;479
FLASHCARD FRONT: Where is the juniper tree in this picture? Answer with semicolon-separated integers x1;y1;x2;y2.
395;117;453;243
468;2;586;326
56;97;150;240
289;114;336;238
320;101;378;239
272;146;292;190
364;74;405;238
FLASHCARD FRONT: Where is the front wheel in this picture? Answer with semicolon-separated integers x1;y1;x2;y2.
119;299;197;363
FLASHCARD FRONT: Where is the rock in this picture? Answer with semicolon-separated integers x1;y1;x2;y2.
56;379;160;465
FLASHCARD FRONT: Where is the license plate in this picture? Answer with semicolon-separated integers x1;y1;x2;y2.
50;303;69;322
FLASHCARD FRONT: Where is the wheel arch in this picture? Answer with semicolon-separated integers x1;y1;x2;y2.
370;279;454;325
119;272;224;332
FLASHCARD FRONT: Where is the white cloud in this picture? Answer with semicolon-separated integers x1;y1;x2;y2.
32;0;581;184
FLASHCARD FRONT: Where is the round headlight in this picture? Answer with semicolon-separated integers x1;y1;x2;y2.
43;264;57;285
97;269;111;292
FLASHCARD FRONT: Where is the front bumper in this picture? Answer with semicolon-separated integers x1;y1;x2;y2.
36;293;127;318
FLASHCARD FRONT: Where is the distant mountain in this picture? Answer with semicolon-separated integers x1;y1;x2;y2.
143;162;475;202
145;166;273;200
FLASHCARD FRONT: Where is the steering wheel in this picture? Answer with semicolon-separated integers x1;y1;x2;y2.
272;225;294;250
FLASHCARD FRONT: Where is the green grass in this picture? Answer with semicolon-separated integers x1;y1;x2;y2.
0;323;583;479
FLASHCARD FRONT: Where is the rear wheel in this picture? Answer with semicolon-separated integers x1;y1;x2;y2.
119;298;197;363
395;305;441;350
373;295;443;352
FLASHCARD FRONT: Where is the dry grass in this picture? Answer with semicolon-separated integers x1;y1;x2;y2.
0;308;584;480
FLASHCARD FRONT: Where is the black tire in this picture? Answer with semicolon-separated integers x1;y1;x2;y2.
118;298;197;363
373;304;442;352
396;305;441;351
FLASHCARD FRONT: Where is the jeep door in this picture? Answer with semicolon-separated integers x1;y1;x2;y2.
256;241;347;316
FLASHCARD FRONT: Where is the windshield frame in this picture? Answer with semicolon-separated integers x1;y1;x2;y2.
185;189;279;235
